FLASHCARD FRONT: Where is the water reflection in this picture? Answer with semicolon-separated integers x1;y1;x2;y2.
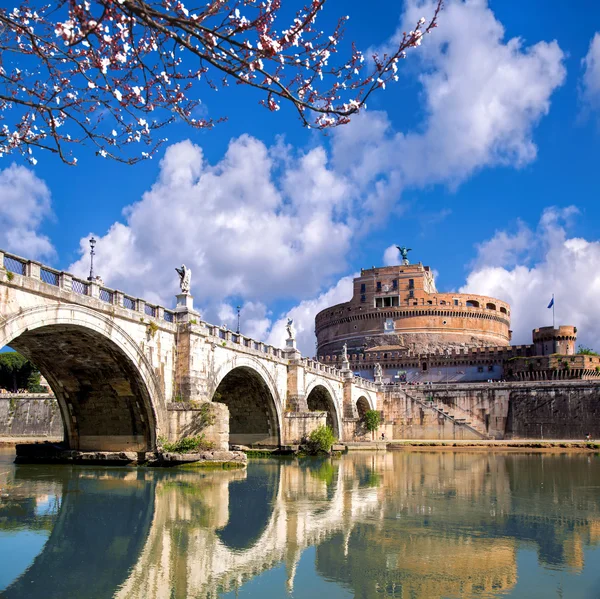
1;465;155;599
0;450;599;598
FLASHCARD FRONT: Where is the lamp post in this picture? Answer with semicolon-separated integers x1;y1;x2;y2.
236;305;241;334
87;236;96;281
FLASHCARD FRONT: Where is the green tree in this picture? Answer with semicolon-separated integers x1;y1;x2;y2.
0;352;39;392
363;410;381;433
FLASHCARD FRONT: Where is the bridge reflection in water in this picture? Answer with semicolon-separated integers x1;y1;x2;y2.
1;452;600;599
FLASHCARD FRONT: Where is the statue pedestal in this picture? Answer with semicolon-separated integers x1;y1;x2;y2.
341;368;353;381
283;338;301;361
175;293;199;323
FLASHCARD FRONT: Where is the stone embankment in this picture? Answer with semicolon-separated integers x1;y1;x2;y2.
14;442;247;467
380;380;600;440
0;393;62;439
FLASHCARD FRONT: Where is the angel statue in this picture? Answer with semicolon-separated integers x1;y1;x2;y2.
285;318;296;340
175;264;192;294
374;363;383;379
342;342;348;362
396;246;412;265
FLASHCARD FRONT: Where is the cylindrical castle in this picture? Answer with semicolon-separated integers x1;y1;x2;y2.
316;262;511;358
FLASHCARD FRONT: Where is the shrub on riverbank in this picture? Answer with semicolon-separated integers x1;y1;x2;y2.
306;425;336;454
159;434;214;453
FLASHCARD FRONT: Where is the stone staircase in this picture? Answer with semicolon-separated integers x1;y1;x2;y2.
404;389;492;440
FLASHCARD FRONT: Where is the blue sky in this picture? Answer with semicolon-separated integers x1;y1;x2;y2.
2;0;600;355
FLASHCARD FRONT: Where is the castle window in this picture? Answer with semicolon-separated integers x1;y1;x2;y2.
408;279;414;289
466;300;480;308
477;366;484;373
376;281;382;292
361;294;366;303
393;279;398;290
409;289;414;298
488;365;494;372
486;303;496;310
500;307;507;314
454;299;459;306
440;300;447;305
375;298;383;308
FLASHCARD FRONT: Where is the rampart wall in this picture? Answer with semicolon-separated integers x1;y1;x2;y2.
380;381;600;440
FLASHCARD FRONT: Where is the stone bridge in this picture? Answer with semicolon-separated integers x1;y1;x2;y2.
0;250;380;452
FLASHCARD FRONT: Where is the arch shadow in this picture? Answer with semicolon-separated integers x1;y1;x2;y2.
211;363;282;447
356;396;370;419
305;383;341;439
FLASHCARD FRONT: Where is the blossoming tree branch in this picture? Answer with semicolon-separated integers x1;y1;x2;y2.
0;0;443;165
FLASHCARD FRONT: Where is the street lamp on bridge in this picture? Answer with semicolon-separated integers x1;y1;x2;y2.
87;236;96;282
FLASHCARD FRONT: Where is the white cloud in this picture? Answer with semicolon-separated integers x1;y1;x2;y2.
264;275;355;356
69;137;355;312
0;164;54;259
470;220;534;269
218;301;273;342
368;0;566;186
383;245;401;266
581;33;600;113
461;207;600;350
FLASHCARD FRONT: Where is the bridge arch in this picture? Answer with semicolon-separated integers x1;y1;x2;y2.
0;305;164;451
356;396;371;419
211;356;283;446
304;380;342;439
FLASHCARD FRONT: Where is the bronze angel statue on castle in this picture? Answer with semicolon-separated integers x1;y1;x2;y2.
396;246;412;265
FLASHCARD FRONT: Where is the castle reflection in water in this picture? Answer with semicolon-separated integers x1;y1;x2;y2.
1;451;600;598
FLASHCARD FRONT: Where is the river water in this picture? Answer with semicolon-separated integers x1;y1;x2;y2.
1;448;599;598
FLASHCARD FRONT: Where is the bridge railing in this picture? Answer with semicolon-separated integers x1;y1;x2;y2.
302;358;343;380
0;249;180;327
353;376;378;391
203;324;288;359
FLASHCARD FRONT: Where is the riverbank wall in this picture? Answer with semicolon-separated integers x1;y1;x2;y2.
3;381;600;444
0;394;62;439
380;381;600;440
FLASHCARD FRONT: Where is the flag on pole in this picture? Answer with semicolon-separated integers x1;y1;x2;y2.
547;297;554;309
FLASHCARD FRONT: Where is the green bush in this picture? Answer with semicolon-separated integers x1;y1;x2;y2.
578;345;599;356
363;410;381;432
159;434;214;453
306;425;336;454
